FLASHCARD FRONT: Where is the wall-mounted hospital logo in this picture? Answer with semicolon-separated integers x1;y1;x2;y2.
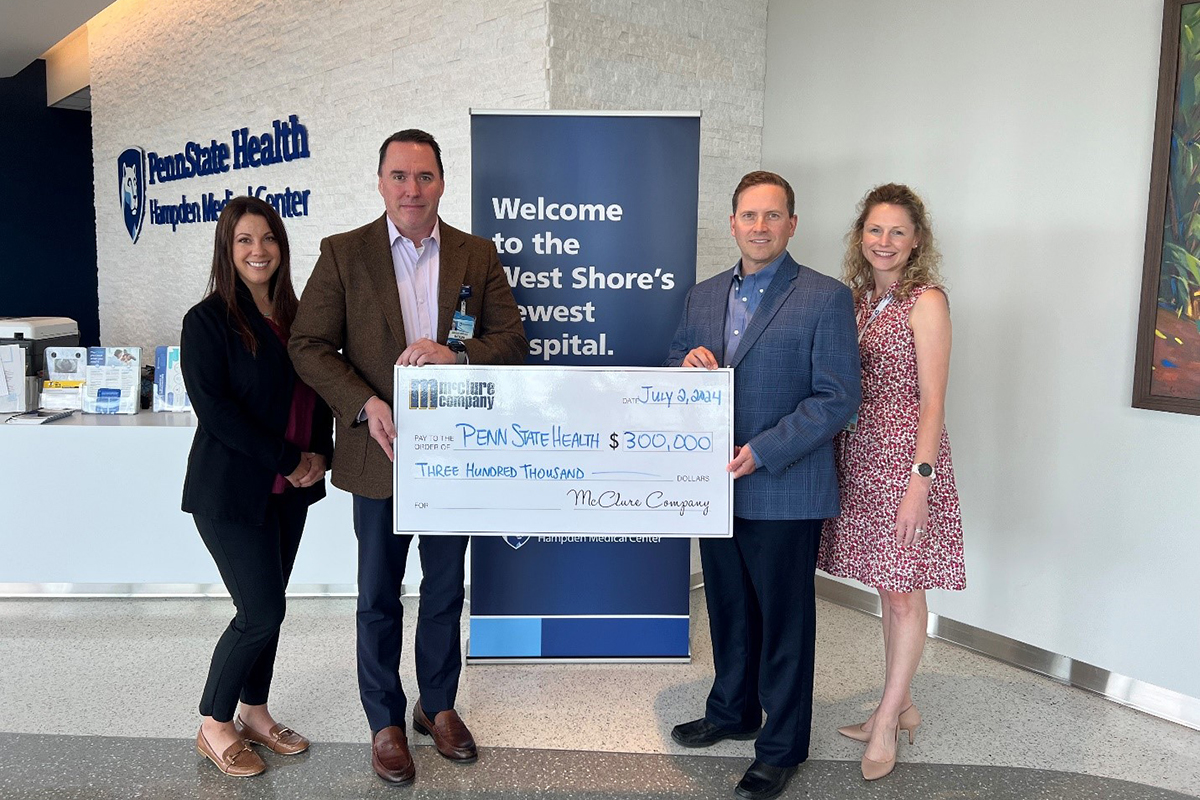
503;536;531;551
118;147;146;243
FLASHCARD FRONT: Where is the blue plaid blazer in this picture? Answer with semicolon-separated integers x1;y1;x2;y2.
665;253;861;520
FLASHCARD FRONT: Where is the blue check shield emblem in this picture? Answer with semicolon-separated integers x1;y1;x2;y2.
117;147;146;243
503;536;531;551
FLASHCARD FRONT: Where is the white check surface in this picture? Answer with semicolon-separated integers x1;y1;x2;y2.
393;365;733;536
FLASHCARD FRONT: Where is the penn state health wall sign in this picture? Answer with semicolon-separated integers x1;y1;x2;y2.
117;114;313;243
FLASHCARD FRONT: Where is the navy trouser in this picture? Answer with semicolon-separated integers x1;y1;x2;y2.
699;516;822;768
195;492;307;722
353;494;469;732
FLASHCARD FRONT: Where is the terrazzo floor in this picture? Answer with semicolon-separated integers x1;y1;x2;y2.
1;591;1197;799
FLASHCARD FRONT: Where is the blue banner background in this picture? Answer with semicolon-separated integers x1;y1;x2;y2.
468;112;700;660
471;113;699;366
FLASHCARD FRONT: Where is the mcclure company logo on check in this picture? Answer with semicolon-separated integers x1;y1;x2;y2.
408;378;497;410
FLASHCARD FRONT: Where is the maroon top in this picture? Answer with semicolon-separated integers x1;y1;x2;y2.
267;318;317;494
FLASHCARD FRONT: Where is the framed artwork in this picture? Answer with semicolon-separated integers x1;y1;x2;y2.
1135;0;1200;415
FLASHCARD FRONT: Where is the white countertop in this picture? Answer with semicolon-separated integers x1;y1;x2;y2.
2;410;197;427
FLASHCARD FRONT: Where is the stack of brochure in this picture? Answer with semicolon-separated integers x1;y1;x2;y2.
83;347;141;414
153;346;191;412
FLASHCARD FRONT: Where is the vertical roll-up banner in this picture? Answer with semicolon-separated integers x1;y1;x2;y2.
468;111;701;661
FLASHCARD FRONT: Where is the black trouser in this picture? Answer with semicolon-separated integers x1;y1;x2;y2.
353;494;469;732
699;516;822;768
194;492;307;722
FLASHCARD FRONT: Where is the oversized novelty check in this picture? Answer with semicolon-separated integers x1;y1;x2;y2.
392;365;733;536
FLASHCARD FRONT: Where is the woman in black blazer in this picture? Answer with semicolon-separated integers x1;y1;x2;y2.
181;196;332;777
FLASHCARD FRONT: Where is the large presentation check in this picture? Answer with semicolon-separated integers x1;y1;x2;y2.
392;365;733;537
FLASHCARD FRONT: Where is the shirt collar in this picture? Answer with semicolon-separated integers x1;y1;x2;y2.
733;251;787;284
387;216;441;250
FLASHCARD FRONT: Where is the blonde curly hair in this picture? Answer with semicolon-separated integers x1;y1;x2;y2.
842;183;943;303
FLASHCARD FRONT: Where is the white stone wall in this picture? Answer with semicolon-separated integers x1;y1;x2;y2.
90;0;766;347
547;0;768;279
91;0;550;350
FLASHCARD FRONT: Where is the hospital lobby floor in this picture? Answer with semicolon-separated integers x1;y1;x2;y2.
1;591;1197;799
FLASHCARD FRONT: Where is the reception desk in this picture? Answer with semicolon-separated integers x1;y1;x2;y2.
0;412;382;595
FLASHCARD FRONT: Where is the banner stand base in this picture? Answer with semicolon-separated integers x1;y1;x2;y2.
467;652;691;666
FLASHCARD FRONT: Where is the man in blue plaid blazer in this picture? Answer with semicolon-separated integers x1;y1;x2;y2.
666;171;860;800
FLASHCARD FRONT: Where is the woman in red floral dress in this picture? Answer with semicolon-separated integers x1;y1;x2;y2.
818;183;965;781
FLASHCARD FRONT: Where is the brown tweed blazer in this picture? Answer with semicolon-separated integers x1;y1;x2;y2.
289;215;527;499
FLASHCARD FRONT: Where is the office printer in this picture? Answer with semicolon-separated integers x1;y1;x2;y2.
0;317;81;376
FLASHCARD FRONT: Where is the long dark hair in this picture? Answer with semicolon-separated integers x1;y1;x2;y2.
204;196;298;356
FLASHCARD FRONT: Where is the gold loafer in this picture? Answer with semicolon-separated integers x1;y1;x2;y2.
196;727;266;777
235;716;311;755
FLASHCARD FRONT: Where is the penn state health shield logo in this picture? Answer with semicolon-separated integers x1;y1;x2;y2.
117;147;146;243
504;536;531;551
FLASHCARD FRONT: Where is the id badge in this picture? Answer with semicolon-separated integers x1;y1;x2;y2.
842;412;858;434
449;310;476;341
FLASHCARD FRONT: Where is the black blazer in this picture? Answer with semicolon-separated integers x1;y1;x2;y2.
181;283;333;523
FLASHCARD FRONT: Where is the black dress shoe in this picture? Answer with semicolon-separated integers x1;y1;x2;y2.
671;718;760;748
735;759;797;800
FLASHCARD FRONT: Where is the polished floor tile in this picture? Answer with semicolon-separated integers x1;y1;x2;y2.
0;591;1197;797
0;732;1194;800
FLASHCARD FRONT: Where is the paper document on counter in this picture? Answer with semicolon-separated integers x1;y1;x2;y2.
0;345;24;412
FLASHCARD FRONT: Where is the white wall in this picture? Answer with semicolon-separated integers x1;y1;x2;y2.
547;0;767;275
91;0;550;351
763;0;1200;700
90;0;769;352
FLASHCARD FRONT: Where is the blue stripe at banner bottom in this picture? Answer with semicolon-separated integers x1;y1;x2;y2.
469;617;689;659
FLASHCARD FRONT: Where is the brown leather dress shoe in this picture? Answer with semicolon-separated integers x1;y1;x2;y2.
196;727;266;777
413;701;478;762
235;716;310;755
371;726;416;784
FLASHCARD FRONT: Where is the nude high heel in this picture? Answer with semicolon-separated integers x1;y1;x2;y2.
860;726;899;781
838;703;921;744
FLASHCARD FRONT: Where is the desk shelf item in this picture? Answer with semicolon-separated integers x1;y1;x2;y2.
83;347;141;415
153;346;191;412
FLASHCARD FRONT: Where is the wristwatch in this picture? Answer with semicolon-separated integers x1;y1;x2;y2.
912;462;935;480
447;338;468;364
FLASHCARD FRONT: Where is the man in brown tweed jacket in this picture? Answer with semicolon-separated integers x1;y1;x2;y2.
289;129;526;785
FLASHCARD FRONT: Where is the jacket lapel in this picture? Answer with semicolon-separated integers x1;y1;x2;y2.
436;221;468;344
730;254;799;369
358;214;408;351
703;267;736;365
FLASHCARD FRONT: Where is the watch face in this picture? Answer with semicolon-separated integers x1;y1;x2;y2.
916;463;933;477
448;339;466;352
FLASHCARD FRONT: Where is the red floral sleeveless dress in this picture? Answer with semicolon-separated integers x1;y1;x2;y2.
818;283;965;592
